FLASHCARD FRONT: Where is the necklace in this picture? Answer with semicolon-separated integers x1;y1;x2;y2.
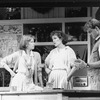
24;55;33;78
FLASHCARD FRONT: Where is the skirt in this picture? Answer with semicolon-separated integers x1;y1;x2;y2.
10;72;43;92
47;69;72;89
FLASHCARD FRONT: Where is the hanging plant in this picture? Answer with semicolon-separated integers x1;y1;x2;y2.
31;7;53;14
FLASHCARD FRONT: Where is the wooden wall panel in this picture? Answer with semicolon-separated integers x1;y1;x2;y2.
22;7;65;19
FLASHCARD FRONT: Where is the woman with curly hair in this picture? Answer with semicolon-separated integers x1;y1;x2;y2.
45;31;77;89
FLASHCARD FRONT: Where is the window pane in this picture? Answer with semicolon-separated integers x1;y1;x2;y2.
23;23;62;42
65;22;87;41
34;45;55;63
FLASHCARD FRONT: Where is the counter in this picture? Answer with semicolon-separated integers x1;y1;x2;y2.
0;88;100;100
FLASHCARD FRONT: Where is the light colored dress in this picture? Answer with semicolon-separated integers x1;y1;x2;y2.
1;50;43;92
45;46;76;89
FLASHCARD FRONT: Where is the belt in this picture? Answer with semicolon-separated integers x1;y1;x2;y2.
18;72;26;75
52;69;66;70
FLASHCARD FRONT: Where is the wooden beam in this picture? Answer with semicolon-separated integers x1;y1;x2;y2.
0;0;100;7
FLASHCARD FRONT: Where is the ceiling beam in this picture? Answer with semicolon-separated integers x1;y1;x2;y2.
0;0;100;7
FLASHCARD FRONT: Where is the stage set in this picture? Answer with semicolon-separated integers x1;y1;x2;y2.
0;1;99;100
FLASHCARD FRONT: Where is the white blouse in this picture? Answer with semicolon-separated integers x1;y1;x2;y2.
45;46;76;74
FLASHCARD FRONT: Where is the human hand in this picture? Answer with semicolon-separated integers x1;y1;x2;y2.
10;71;16;78
45;67;52;74
74;59;87;70
67;76;72;82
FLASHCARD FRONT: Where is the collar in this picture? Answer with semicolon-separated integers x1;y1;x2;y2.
30;51;34;57
22;50;34;57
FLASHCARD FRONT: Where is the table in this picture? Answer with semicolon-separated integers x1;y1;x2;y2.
0;89;100;100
